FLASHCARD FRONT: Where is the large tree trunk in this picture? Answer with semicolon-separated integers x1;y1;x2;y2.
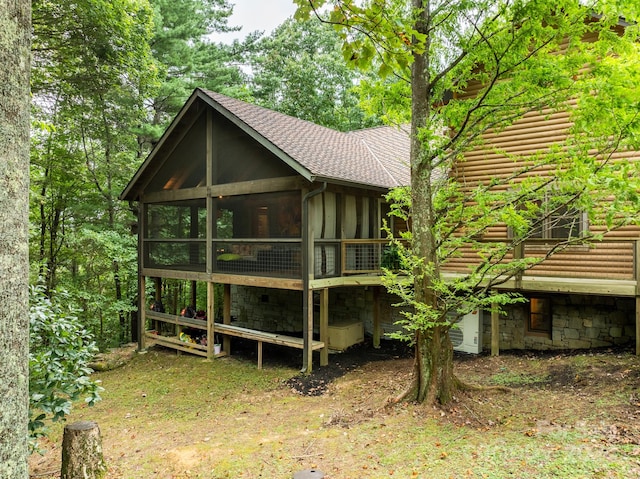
0;0;31;477
403;0;457;405
412;327;456;403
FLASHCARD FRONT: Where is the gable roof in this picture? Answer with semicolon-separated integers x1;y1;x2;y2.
121;89;410;201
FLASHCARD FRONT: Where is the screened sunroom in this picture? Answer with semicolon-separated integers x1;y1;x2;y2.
121;88;410;369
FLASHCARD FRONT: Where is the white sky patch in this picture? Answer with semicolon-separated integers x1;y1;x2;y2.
211;0;299;43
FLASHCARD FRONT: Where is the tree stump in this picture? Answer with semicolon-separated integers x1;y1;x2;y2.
61;421;107;479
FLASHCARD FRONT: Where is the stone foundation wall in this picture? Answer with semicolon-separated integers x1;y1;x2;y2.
482;294;636;351
230;285;403;336
231;287;634;352
230;286;302;332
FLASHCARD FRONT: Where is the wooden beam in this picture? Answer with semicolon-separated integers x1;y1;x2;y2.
514;242;524;290
210;176;304;198
635;240;640;356
147;311;207;330
145;333;208;357
206;109;214;275
207;282;214;360
320;288;329;366
491;303;500;357
223;284;231;354
305;286;314;372
373;286;381;349
309;275;383;289
214;323;324;350
142;186;207;203
139;275;146;351
210;273;303;291
441;271;637;297
137;202;146;351
636;296;640;357
143;268;210;282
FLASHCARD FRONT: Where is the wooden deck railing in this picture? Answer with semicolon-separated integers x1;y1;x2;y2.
143;236;639;288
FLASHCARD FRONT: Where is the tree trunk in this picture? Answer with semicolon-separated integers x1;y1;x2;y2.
113;260;127;343
0;1;31;477
404;0;457;405
61;421;107;479
412;327;456;403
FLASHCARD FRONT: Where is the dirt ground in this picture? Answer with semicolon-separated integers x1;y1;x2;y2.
29;339;640;478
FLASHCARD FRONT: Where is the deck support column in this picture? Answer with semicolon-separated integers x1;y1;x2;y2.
302;182;327;373
139;275;146;351
319;288;329;367
635;240;640;356
207;281;215;360
303;288;314;372
636;296;640;356
373;286;381;349
491;302;500;357
223;284;231;354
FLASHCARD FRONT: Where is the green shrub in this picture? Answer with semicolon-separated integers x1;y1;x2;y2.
29;284;103;451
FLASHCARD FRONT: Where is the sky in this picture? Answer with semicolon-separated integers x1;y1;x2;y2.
212;0;299;43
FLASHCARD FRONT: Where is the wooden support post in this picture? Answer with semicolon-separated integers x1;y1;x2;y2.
636;296;640;357
139;275;146;351
304;288;314;373
223;284;231;354
257;341;263;369
514;242;524;290
491;303;500;357
319;288;329;367
373;286;381;349
137;202;145;347
635;240;640;356
61;421;106;479
207;281;215;360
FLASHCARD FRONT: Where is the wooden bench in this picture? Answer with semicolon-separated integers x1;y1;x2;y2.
144;311;209;357
213;323;325;369
145;331;209;357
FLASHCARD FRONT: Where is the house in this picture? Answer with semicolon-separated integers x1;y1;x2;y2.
120;88;410;370
442;17;640;355
444;94;640;354
121;87;640;368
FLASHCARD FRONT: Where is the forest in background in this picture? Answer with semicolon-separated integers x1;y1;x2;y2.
29;0;380;350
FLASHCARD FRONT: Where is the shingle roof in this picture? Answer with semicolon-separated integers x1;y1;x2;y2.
201;89;410;189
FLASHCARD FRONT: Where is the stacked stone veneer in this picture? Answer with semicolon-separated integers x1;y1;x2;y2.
483;294;636;350
230;286;302;332
230;287;634;351
230;285;404;336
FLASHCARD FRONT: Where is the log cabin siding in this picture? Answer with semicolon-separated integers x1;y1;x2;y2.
446;91;640;282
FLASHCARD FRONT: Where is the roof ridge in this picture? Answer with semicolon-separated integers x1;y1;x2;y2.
358;137;401;187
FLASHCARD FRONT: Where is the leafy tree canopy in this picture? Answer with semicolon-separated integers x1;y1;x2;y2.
248;17;381;130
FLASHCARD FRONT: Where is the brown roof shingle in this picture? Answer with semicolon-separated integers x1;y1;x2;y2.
202;90;410;189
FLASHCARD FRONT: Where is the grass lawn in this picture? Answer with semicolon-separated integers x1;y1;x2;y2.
29;343;640;478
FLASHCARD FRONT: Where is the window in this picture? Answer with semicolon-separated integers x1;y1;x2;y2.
527;297;551;337
531;202;585;240
215;191;301;239
507;191;587;241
